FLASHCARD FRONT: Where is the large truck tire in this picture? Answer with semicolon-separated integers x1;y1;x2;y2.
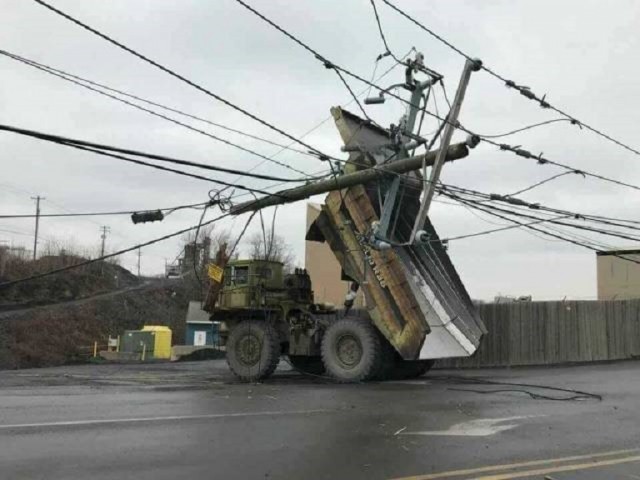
391;359;435;380
226;320;280;382
321;317;381;382
288;355;326;376
372;335;397;381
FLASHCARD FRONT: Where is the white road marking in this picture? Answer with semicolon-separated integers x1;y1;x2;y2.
0;409;332;430
401;415;542;437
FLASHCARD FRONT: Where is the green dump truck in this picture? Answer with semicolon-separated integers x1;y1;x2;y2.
209;55;487;382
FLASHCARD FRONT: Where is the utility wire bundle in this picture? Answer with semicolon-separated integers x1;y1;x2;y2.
1;0;639;290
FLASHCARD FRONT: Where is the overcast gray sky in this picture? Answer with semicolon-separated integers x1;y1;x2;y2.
2;0;640;300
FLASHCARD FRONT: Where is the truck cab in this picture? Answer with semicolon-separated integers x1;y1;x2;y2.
217;259;285;311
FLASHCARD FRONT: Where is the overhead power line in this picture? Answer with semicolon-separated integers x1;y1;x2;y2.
378;0;640;159
447;195;640;266
442;213;573;242
0;42;410;194
0;200;211;219
369;0;401;64
3;175;640;288
507;171;579;197
57;141;286;198
378;175;640;240
1;125;290;198
232;0;640;198
0;48;316;178
32;0;640;239
33;0;340;164
435;183;640;233
36;0;634;203
228;46;415;189
0;123;319;184
483;138;640;194
432;184;640;249
472;118;578;139
445;191;640;245
0;210;229;289
0;184;273;289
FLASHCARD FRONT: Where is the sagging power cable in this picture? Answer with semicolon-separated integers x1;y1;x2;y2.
0;200;210;219
0;210;230;289
0;191;262;290
233;0;640;198
44;140;287;198
483;139;640;194
33;0;640;216
0;48;316;178
440;213;573;243
432;375;602;401
474;118;578;139
436;183;640;235
0;123;320;184
378;0;640;160
507;171;581;197
36;0;635;205
444;194;640;266
33;0;341;165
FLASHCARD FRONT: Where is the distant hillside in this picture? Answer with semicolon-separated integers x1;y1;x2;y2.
0;255;193;369
0;254;139;308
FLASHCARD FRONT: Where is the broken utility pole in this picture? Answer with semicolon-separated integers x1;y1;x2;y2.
230;140;475;215
409;58;482;243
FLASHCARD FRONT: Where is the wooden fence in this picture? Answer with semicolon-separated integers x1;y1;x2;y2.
435;300;640;368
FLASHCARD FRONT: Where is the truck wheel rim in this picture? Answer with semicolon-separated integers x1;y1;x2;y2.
236;334;262;366
335;334;362;369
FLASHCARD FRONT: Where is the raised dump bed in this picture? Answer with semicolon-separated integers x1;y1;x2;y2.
307;107;485;361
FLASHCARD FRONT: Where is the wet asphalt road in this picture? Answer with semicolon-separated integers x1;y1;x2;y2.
1;360;639;480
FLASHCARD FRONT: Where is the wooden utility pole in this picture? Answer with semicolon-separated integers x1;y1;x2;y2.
100;225;110;257
0;241;8;277
137;248;141;277
231;141;472;215
31;195;44;260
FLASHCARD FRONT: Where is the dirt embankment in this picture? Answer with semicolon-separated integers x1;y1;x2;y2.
0;256;193;369
0;255;139;309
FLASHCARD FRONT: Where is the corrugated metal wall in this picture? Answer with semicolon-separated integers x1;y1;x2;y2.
435;300;640;368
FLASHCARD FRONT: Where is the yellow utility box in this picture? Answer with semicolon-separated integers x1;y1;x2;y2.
141;325;172;359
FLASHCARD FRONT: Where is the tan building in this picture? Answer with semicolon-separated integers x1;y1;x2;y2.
597;249;640;300
305;203;364;308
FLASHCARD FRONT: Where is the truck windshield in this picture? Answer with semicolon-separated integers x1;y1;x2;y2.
233;266;249;285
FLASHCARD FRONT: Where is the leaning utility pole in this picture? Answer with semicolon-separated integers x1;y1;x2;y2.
100;225;110;257
31;195;45;260
409;58;482;243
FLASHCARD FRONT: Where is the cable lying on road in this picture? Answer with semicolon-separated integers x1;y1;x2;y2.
431;375;602;401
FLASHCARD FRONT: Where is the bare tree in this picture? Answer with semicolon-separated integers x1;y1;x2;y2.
177;224;235;300
247;229;296;272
